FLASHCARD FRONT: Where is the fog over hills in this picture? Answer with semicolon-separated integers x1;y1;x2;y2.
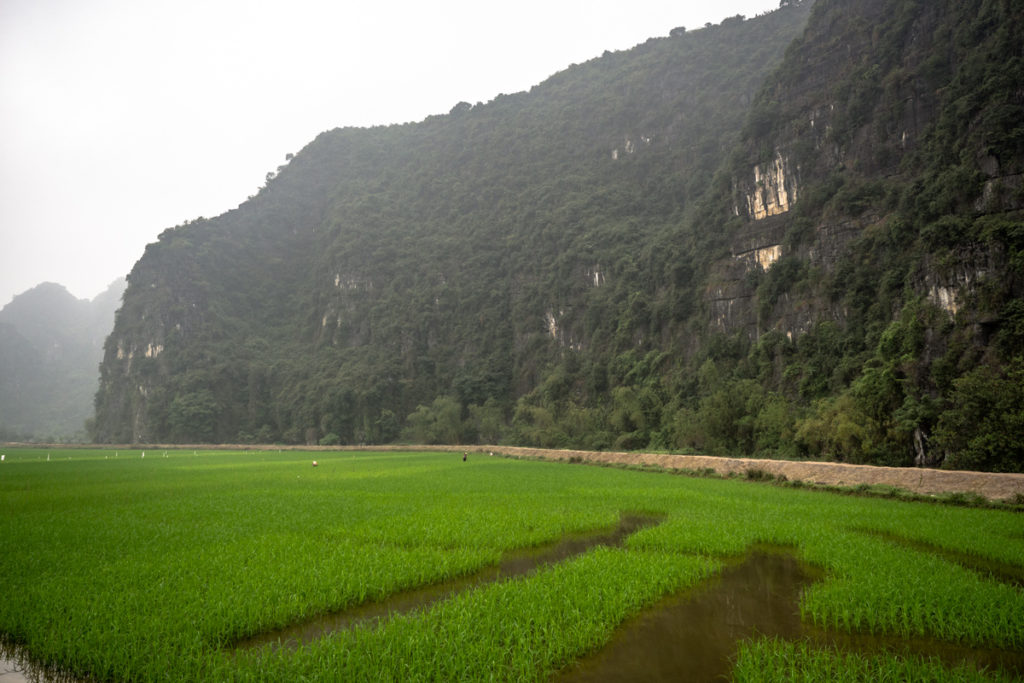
0;279;125;440
88;0;1024;471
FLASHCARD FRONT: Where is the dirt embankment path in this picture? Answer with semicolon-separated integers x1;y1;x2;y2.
458;446;1024;502
16;442;1023;501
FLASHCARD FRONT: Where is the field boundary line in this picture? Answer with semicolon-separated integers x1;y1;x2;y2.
7;442;1023;500
471;446;1024;501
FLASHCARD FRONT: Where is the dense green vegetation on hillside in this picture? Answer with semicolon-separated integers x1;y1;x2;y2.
725;0;1024;470
0;280;125;440
93;0;1024;471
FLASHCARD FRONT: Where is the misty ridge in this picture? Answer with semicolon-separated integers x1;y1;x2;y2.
0;279;125;441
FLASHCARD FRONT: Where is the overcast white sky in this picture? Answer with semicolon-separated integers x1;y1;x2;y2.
0;0;780;307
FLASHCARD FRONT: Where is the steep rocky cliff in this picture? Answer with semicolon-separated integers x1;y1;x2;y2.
93;5;814;445
93;0;1024;471
709;0;1024;342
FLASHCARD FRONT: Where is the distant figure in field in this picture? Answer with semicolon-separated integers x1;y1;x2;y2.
462;452;467;462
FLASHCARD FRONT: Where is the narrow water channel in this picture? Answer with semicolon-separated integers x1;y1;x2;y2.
857;528;1024;588
810;628;1024;678
9;526;1022;681
236;514;662;651
556;546;818;682
555;545;1024;682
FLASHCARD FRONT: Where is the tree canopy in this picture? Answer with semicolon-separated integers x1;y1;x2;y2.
93;0;1024;472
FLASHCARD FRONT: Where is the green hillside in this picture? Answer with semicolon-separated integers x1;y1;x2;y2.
0;280;125;440
93;0;1024;471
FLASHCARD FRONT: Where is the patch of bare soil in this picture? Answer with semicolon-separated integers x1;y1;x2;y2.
467;446;1024;502
34;443;1022;501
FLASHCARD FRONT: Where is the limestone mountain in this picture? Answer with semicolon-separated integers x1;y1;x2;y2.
0;279;126;440
94;0;1024;472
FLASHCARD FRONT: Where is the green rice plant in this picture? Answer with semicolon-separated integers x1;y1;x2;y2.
732;638;1018;682
799;532;1024;648
0;448;1022;681
838;497;1024;568
226;548;719;682
0;450;641;680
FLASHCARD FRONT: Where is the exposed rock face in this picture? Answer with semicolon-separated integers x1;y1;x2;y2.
919;244;1005;320
705;0;1023;344
975;172;1024;213
736;152;799;221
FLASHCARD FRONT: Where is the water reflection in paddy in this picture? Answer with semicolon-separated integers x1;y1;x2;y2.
237;514;662;650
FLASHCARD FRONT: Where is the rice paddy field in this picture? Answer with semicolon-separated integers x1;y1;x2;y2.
0;448;1022;682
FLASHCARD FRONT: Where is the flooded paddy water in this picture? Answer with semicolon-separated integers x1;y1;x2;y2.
6;517;1022;681
557;546;1024;682
235;516;1023;681
236;514;662;651
0;653;30;683
811;629;1024;679
859;528;1024;589
557;547;817;682
0;647;79;683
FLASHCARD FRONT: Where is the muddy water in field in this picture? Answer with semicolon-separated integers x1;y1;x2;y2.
9;532;1024;682
556;547;818;682
859;528;1024;588
236;514;662;651
0;653;30;683
0;647;79;683
810;629;1024;679
556;546;1024;682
